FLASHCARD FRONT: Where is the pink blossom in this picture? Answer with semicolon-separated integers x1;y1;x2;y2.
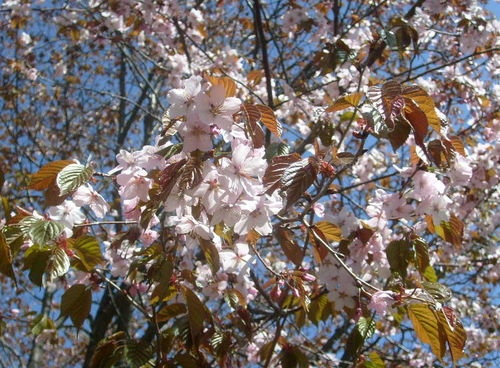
219;242;251;272
119;175;152;202
368;290;397;316
111;149;148;178
220;140;267;195
312;202;325;217
416;194;452;224
448;157;472;186
175;215;213;240
194;84;241;130
178;116;213;152
233;192;283;236
167;75;203;118
409;171;446;201
140;229;159;246
209;202;242;228
73;184;110;218
47;200;85;229
191;163;234;214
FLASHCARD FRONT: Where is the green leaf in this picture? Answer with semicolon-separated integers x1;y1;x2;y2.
56;163;95;196
363;351;386;368
23;245;51;286
89;331;127;368
0;231;15;281
31;314;56;336
423;265;438;282
314;222;342;242
199;238;220;275
156;303;187;323
19;216;64;245
386;239;411;279
307;293;329;325
407;304;446;361
422;281;452;303
156;142;183;160
280;344;309;368
60;284;92;329
47;247;71;280
265;142;290;160
125;339;153;367
2;225;25;256
69;235;104;272
183;287;212;347
357;316;376;339
150;260;174;304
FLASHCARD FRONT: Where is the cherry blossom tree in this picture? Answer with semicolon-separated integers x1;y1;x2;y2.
0;0;498;367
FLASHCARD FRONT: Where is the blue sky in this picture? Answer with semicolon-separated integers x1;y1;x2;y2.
486;0;500;17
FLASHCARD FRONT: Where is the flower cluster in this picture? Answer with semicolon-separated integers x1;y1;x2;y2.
109;76;285;302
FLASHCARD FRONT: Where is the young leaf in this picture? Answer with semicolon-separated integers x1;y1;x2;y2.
276;226;304;267
434;215;464;247
255;104;282;137
280;344;309;368
263;153;301;195
314;222;342;242
28;160;75;191
60;284;92;329
204;75;236;97
403;99;428;147
438;306;466;364
412;237;430;275
150;260;174;304
326;92;364;112
177;152;204;191
387;117;411;151
56;163;95;196
242;103;261;125
281;157;319;208
407;304;446;361
244;108;265;148
0;231;15;281
402;85;441;133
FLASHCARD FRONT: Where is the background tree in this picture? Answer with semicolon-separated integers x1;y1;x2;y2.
0;0;498;367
